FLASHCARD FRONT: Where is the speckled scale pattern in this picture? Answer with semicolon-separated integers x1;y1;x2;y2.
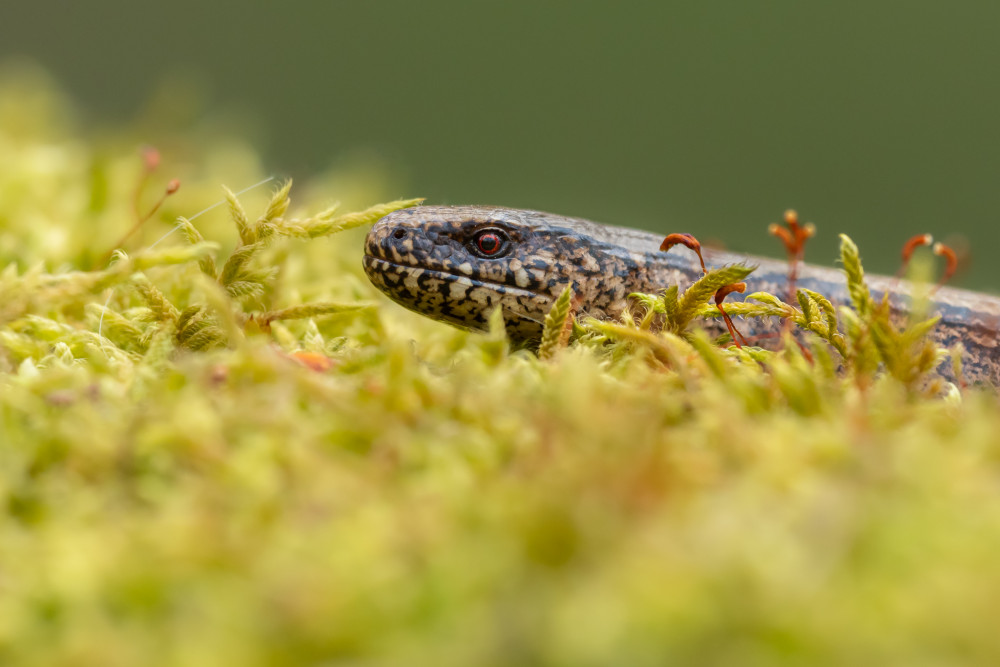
364;205;1000;385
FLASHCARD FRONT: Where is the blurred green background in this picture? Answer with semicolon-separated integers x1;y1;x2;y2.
3;1;1000;287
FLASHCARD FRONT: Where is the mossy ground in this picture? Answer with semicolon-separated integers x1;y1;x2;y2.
3;67;1000;667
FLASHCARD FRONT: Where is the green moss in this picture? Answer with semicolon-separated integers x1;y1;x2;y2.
1;67;999;666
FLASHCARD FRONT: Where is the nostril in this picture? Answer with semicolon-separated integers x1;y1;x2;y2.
393;228;407;240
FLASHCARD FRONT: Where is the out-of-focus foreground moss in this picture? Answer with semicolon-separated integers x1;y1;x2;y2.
3;66;1000;667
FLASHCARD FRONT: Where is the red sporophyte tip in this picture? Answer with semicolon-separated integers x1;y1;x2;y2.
770;214;815;258
166;178;181;195
770;209;815;306
901;233;934;263
893;236;959;291
289;351;336;372
768;223;794;252
141;145;160;172
894;233;936;282
933;242;958;287
716;282;747;301
660;232;707;273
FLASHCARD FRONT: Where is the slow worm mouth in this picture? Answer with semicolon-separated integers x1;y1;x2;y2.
362;255;544;301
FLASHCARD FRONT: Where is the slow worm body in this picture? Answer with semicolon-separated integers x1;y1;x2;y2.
363;206;1000;384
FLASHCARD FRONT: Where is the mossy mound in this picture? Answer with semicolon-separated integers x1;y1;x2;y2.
2;67;1000;667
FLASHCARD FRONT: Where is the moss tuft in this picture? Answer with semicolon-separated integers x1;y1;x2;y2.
0;69;998;666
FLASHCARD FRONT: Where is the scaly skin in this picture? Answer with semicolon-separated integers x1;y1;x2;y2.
362;205;1000;384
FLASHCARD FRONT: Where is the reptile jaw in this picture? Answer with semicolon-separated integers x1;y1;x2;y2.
362;255;552;339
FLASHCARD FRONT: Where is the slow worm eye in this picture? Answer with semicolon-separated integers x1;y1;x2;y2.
477;232;502;255
472;229;510;258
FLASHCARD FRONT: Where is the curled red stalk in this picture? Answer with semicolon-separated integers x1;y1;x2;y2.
895;233;934;279
932;242;958;290
892;235;959;293
902;233;934;263
715;282;748;348
660;233;706;274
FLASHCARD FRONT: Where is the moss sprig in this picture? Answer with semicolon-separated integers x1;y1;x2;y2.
538;286;575;360
840;233;872;317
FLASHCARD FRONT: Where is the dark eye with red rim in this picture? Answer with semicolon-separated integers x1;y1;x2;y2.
472;229;509;257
